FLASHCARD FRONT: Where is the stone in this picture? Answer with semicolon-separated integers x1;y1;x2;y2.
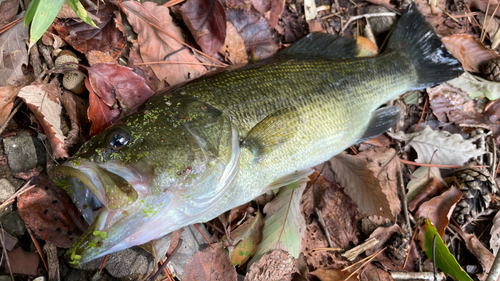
0;210;26;238
2;131;46;173
366;5;396;36
0;179;15;202
152;223;212;279
0;276;12;281
81;247;155;280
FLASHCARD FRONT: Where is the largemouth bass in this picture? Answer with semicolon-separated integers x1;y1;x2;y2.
50;4;463;266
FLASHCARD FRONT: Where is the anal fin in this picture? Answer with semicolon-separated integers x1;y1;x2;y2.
357;106;401;143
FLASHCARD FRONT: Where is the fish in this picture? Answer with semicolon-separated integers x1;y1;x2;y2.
49;3;463;267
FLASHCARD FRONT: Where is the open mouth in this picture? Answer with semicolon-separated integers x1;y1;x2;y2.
49;159;139;225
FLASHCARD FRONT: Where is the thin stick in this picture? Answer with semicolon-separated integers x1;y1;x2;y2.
403;219;420;269
150;238;183;281
99;255;108;274
0;181;35;213
27;227;48;272
344;247;387;281
0;223;14;281
341;12;396;34
135;61;226;68
414;97;428;132
399;159;488;169
158;259;174;281
0;100;23;136
0;17;24;35
163;0;185;8
193;224;214;250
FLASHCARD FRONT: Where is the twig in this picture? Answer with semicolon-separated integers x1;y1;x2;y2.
391;271;445;280
414;97;428;132
486;247;500;281
0;17;24;35
0;181;35;214
27;227;48;272
0;100;23;136
193;224;214;250
99;255;108;274
150;238;183;281
433;234;437;281
0;223;14;281
341;12;396;34
344;247;386;281
135;61;226;68
403;219;420;269
315;208;334;248
398;159;488;169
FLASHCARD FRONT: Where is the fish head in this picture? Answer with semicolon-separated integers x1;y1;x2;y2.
49;98;239;266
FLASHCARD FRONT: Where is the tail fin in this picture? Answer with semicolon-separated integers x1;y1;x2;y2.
387;4;463;89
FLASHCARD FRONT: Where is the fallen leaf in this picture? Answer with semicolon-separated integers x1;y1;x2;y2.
470;0;500;18
329;152;393;219
249;180;307;267
415;186;462;237
123;1;207;86
85;63;154;112
4;246;40;276
389;126;485;166
409;177;448;212
246;249;297;280
421;218;473;281
448;72;500;100
87;82;120;136
442;35;499;73
226;8;279;59
309;267;358;281
0;0;18;30
281;10;309;43
490;211;500;255
0;15;29;86
226;212;264;266
0;86;20;126
181;246;237;281
269;0;285;29
356;36;378;57
179;0;226;56
219;22;248;65
451;225;494;281
128;43;167;92
17;82;68;159
54;0;125;59
0;230;18;251
355;148;401;217
427;83;486;125
413;0;466;37
407;166;444;202
477;9;500;49
17;174;87;248
360;263;394;281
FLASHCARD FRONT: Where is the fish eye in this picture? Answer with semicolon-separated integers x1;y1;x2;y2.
107;128;131;150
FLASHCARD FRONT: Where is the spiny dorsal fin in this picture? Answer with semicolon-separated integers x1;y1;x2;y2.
357;106;401;143
280;32;356;60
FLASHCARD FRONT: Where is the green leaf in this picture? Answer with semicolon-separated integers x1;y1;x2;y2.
423;218;473;281
248;180;306;268
227;212;264;266
25;0;40;25
448;71;500;100
30;0;65;43
65;0;98;28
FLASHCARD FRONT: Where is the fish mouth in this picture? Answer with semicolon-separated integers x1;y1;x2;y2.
49;160;139;223
49;159;146;266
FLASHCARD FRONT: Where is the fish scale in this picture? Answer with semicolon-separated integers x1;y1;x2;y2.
49;4;464;266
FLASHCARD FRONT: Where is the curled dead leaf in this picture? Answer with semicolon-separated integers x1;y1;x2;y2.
442;35;499;73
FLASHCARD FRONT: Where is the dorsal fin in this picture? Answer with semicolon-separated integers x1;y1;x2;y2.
280;32;357;60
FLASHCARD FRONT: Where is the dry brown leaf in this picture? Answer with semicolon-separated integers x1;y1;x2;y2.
0;86;20;126
415;186;462;237
309;267;358;281
0;15;29;86
414;0;466;36
470;0;500;18
181;246;237;281
442;35;499;73
0;0;18;30
17;82;68;159
409;177;448;212
360;263;394;281
4;246;40;276
246;249;297;281
329;152;394;220
452;225;494;281
123;1;207;86
220;22;248;65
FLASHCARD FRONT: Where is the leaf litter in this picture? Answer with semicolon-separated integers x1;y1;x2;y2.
6;0;500;280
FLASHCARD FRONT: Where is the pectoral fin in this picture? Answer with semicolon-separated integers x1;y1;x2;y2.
242;106;301;159
357;106;401;143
